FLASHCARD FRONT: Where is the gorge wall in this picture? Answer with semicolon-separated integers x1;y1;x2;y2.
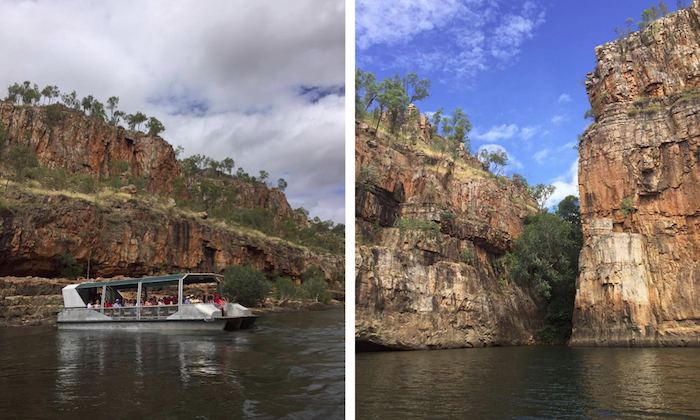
571;2;700;346
355;122;544;350
0;102;341;282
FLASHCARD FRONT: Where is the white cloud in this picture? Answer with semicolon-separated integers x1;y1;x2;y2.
473;124;519;142
356;1;546;83
545;159;579;208
490;3;545;60
519;125;539;140
355;0;466;50
0;0;345;222
533;148;550;164
551;115;568;124
473;123;539;142
558;93;571;103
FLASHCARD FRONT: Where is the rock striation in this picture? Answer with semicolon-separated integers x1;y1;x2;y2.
0;101;339;283
0;102;180;194
572;2;700;346
355;122;544;350
0;191;342;280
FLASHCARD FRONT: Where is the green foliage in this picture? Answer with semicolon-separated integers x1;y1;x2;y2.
59;254;83;279
507;198;583;343
639;1;668;29
583;108;596;121
621;197;636;216
357;165;379;191
274;277;299;301
512;173;529;189
556;195;582;229
528;183;556;211
222;265;271;307
107;96;119;124
440;211;455;222
355;68;379;118
300;267;331;303
378;74;410;135
404;72;431;104
126;111;148;131
75;175;96;194
7;145;38;182
45;104;67;128
395;219;440;238
61;90;80;110
508;213;577;298
109;160;130;175
277;178;288;192
461;247;475;264
442;108;473;153
81;95;95;113
146;117;165;136
477;148;509;176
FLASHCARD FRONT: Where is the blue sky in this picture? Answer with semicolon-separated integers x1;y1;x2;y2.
356;0;684;208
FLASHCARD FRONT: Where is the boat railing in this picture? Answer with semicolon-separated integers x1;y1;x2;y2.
81;305;182;320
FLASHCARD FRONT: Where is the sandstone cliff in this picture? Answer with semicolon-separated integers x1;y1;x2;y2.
0;102;179;193
0;101;342;284
0;190;342;280
355;122;544;350
572;2;700;346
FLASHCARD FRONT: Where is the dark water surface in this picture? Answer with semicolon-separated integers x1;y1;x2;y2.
356;346;700;419
0;310;344;419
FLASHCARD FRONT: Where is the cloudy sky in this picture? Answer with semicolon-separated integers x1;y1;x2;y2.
357;0;686;209
0;0;345;222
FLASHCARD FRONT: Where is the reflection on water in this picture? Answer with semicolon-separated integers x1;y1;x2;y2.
0;310;344;420
357;346;700;420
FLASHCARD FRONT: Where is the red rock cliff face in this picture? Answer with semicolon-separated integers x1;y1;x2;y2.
572;2;700;346
0;102;180;193
0;191;342;280
355;122;544;350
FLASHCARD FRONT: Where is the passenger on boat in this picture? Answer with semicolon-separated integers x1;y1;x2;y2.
163;296;171;305
113;299;122;308
184;295;192;304
104;300;113;308
171;296;178;305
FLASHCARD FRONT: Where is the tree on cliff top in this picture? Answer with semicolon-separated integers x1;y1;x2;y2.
146;116;165;136
404;73;431;104
528;183;556;211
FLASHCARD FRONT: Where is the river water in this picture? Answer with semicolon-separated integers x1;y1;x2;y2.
0;309;344;420
357;346;700;419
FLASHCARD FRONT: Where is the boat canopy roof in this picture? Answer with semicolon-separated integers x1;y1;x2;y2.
74;273;223;290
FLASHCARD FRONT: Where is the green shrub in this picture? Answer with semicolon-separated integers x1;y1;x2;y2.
302;277;332;303
75;174;96;193
395;219;440;237
621;197;636;216
274;277;298;301
109;160;130;174
45;104;66;128
222;265;271;307
440;211;455;222
461;247;475;264
59;254;83;279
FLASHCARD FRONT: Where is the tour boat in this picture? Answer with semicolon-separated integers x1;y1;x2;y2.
57;273;257;330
